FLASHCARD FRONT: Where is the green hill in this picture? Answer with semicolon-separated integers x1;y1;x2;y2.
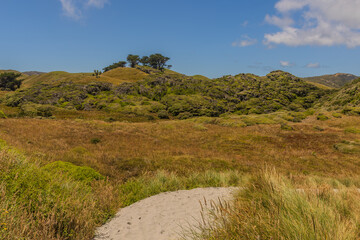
21;68;149;89
303;73;358;88
3;69;327;118
322;77;360;111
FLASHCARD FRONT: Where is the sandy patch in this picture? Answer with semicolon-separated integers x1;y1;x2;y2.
94;187;237;240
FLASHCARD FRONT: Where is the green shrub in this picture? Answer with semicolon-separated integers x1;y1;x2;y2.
317;113;329;121
90;138;101;144
158;110;169;119
332;112;342;118
20;103;54;117
280;123;294;131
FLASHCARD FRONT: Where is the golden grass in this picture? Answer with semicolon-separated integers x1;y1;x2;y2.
186;168;360;240
21;68;148;89
0;114;360;182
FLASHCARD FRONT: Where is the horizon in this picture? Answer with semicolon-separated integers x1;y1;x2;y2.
2;0;360;78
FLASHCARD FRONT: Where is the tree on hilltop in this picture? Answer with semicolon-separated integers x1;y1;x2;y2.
147;54;170;71
140;56;149;66
93;70;102;78
0;72;22;91
127;54;140;68
103;61;127;72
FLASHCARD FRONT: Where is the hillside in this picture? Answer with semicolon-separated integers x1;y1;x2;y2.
322;78;360;111
20;67;148;89
3;69;327;119
303;73;358;88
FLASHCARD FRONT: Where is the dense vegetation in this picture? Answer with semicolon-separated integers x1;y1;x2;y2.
2;69;327;119
0;72;22;91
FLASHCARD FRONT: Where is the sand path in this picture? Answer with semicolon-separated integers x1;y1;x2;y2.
94;187;237;240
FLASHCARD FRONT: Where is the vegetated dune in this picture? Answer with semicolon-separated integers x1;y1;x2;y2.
94;187;236;240
303;73;358;88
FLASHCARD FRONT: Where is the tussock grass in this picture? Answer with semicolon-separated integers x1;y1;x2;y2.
0;144;118;240
119;170;246;207
187;169;360;240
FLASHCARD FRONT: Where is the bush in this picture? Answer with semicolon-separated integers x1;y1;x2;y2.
20;103;54;117
158;110;169;119
90;138;101;144
317;113;329;121
177;112;193;120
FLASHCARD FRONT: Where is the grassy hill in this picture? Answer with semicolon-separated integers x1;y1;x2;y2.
2;69;327;119
322;78;360;111
21;68;149;89
303;73;358;88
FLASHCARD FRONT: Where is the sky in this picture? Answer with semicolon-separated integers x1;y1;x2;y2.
1;0;360;78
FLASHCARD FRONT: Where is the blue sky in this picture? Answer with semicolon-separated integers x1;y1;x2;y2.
1;0;360;78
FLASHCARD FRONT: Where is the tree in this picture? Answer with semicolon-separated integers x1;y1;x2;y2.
0;72;22;91
148;54;170;71
103;61;127;72
93;70;102;78
127;54;140;68
140;56;149;66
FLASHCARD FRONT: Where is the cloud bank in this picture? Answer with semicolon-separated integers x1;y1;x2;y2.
59;0;109;19
265;0;360;47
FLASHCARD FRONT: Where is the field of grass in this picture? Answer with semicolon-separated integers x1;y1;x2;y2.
1;110;360;239
1;67;360;239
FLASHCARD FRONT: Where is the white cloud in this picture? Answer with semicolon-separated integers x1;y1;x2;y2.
306;62;320;68
280;61;295;67
87;0;108;8
60;0;81;19
232;35;258;47
59;0;108;19
265;0;360;47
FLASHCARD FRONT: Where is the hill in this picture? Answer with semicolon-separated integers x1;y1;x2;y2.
21;67;148;88
22;71;45;76
322;77;360;111
3;69;327;118
303;73;358;88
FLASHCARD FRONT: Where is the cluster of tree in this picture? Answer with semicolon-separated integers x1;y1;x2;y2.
0;72;22;91
103;61;127;72
103;54;171;72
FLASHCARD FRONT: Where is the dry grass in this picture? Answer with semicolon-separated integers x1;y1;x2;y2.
21;68;148;89
185;168;360;240
0;114;359;182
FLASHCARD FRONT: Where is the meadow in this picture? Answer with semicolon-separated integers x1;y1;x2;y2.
1;67;360;239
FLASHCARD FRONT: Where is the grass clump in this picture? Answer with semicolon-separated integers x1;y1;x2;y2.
0;145;118;240
334;140;360;154
119;170;245;207
187;169;360;240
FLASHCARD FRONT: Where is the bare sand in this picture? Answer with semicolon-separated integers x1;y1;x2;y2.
94;187;237;240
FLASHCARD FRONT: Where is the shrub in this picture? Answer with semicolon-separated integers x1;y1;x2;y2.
20;103;54;117
90;138;101;144
317;113;329;121
177;112;193;120
332;112;342;118
158;110;169;119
